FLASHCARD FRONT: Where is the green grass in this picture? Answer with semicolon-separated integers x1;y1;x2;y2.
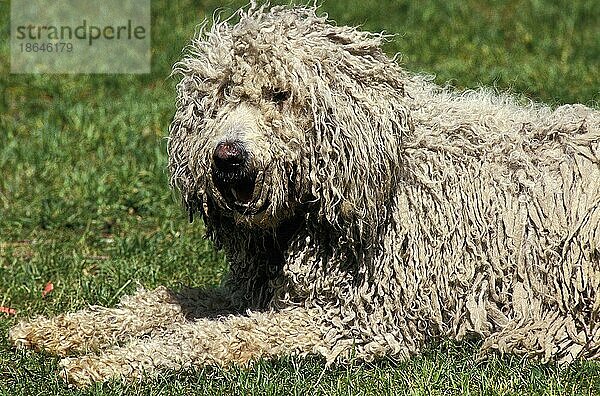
1;0;599;394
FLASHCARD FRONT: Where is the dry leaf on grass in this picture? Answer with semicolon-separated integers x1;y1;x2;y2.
42;281;54;298
0;306;16;315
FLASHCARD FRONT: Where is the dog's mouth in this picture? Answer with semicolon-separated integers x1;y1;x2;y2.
212;169;267;214
226;174;256;206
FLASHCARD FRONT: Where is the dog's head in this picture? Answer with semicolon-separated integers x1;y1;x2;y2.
168;4;413;238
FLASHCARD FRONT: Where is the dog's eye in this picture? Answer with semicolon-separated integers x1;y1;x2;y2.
270;90;291;103
221;84;232;97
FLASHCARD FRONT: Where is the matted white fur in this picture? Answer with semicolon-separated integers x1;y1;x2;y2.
9;3;600;386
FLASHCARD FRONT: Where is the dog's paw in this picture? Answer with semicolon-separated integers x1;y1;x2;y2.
9;312;118;356
8;320;36;349
59;351;150;387
9;315;86;356
59;355;116;387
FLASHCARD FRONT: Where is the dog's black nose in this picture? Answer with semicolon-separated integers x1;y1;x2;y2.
213;140;248;171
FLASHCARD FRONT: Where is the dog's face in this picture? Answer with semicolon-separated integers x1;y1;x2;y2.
169;22;314;227
169;5;411;233
196;93;309;228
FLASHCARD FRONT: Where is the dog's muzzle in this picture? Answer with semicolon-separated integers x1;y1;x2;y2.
211;140;258;210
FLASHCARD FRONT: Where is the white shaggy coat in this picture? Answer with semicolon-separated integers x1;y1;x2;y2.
9;4;600;386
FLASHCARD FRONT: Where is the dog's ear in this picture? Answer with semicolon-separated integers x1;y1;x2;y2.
304;72;413;243
167;117;205;222
296;23;414;243
167;74;212;223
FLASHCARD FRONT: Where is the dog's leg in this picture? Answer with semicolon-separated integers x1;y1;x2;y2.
9;286;236;356
58;308;325;386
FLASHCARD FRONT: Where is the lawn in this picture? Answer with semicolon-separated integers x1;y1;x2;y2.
1;0;599;395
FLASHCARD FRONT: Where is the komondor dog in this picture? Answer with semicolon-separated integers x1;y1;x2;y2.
9;3;600;386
